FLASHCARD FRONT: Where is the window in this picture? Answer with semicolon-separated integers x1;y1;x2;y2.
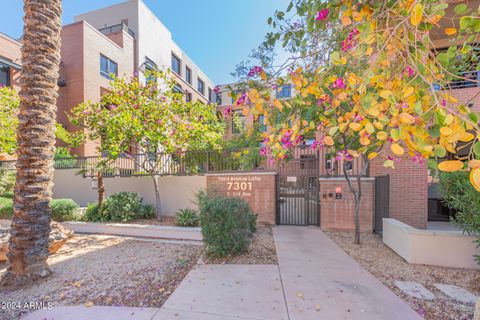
144;57;157;84
173;83;183;93
198;78;205;95
185;66;192;84
171;53;181;75
277;84;292;99
216;93;223;105
232;110;245;134
0;64;10;87
208;88;213;102
258;115;267;132
100;54;118;79
186;92;192;102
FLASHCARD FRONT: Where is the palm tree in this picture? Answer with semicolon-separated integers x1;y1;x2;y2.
1;0;62;286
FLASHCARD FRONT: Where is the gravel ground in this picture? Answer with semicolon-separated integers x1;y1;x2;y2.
0;235;201;320
326;231;480;320
204;226;278;265
126;216;177;226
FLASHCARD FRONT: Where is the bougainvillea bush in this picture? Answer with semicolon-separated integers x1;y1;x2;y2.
236;0;480;243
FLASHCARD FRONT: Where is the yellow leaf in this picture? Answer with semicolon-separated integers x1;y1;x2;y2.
367;108;380;117
471;168;480;192
459;132;474;142
365;123;375;134
377;131;388;140
368;152;378;160
445;114;454;125
444;28;457;36
85;301;95;308
438;160;464;172
403;87;414;99
349;123;362;131
391;143;405;156
379;90;392;99
365;47;373;55
324;136;334;146
341;15;352;26
384;159;395;168
360;136;371;146
440;127;453;136
468;160;480;169
411;3;423;27
242;108;250;116
399;113;415;124
273;99;283;111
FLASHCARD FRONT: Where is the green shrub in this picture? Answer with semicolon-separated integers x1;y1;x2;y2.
0;169;15;198
51;198;80;222
138;203;156;219
0;197;13;219
54;147;78;168
83;192;155;222
175;208;199;227
438;171;480;263
84;202;104;222
197;191;257;257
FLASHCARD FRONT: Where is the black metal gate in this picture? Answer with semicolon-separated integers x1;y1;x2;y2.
374;175;390;233
277;147;320;226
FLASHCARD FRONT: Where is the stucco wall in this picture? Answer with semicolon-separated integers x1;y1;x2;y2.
383;218;480;270
52;169;205;216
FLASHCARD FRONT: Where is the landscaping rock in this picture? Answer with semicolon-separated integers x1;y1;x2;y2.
0;221;74;261
394;281;436;301
434;283;478;305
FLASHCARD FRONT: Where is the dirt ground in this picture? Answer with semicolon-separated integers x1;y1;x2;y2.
326;231;480;320
204;226;278;265
0;235;201;320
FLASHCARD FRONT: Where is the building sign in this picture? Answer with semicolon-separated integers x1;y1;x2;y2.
206;173;277;225
216;176;262;197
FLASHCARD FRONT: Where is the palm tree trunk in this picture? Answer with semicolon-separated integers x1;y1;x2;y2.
1;0;62;287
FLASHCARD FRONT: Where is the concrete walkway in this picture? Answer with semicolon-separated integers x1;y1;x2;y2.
24;226;423;320
274;226;422;320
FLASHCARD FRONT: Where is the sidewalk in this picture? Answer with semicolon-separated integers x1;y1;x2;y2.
23;226;423;320
274;226;422;320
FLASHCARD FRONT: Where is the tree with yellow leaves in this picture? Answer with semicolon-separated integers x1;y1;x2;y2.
238;0;480;244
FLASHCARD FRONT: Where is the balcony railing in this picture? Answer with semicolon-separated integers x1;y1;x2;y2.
98;23;135;38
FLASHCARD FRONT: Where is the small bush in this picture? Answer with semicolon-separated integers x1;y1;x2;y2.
51;198;80;222
138;203;156;219
0;197;13;219
175;208;199;227
197;191;257;257
0;169;15;198
84;202;104;222
83;192;155;222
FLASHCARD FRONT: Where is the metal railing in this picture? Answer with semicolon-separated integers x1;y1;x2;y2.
98;23;135;38
0;147;367;177
448;70;480;89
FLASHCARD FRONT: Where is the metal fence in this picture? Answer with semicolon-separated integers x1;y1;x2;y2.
0;146;366;177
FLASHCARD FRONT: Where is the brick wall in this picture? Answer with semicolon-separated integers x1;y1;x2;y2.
319;178;374;232
370;156;428;229
206;173;277;225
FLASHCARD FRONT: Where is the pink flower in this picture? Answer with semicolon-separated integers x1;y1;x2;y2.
316;9;329;21
441;99;447;107
247;66;263;78
405;66;415;77
332;78;346;89
213;86;221;94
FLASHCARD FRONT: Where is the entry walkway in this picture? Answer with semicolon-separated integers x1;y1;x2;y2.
274;226;422;320
24;226;422;320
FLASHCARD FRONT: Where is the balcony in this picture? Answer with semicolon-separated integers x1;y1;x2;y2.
98;23;135;38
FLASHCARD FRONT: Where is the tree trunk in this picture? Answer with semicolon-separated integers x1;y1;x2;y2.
1;0;63;287
97;171;104;208
343;157;370;245
152;175;161;220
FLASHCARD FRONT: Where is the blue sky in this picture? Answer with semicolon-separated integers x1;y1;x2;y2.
0;0;290;84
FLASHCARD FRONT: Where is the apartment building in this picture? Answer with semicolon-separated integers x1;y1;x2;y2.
0;0;216;157
0;33;21;91
75;0;215;105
